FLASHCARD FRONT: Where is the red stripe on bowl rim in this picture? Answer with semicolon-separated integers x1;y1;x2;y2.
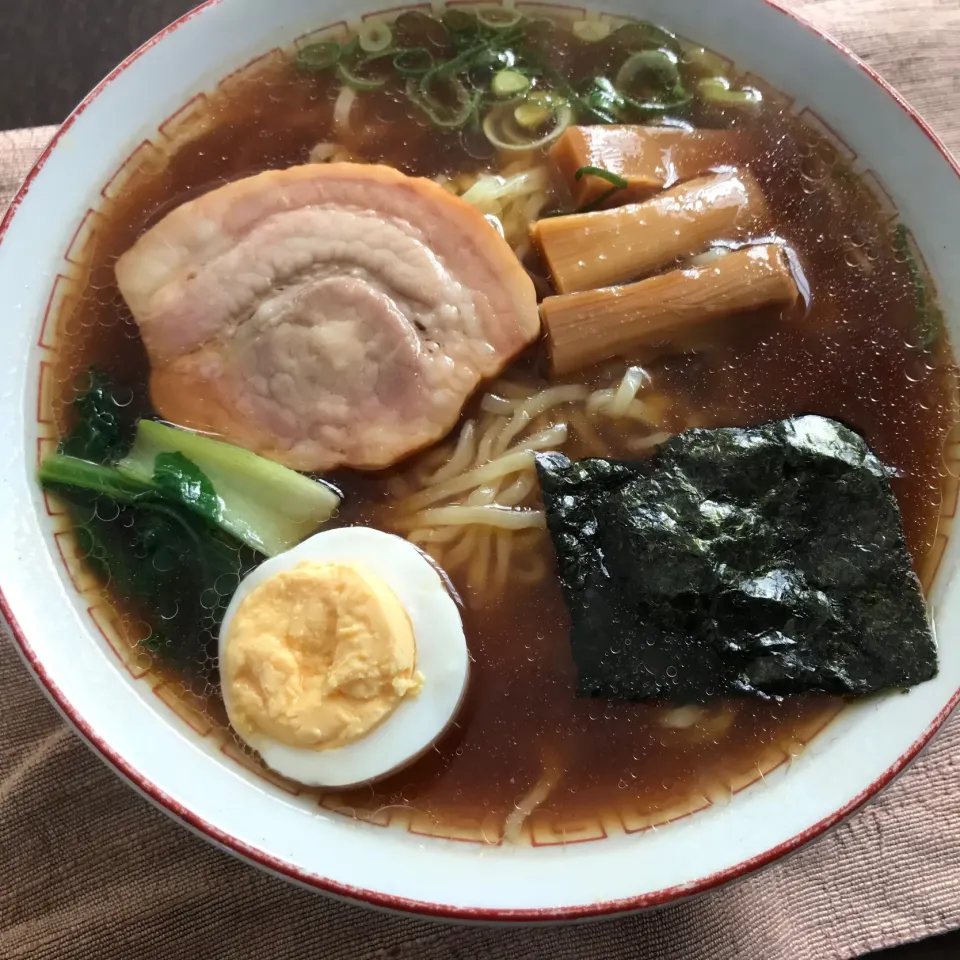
2;0;959;921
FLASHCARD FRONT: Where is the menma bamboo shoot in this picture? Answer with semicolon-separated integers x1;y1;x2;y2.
541;244;799;376
533;170;769;294
549;125;749;207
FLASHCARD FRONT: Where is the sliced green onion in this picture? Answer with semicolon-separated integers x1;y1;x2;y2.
699;76;729;97
574;165;629;189
575;76;627;123
442;9;479;35
572;19;612;42
482;98;574;152
573;166;629;213
610;50;691;118
576;186;624;214
337;57;389;91
514;101;550;129
393;10;450;50
681;44;731;78
511;90;566;129
579;103;619;124
610;20;682;56
698;76;762;106
532;91;567;107
616;50;682;98
574;73;687;124
407;74;476;128
436;35;514;81
394;47;434;76
358;19;393;53
464;47;510;87
491;68;530;97
294;41;341;73
476;6;523;29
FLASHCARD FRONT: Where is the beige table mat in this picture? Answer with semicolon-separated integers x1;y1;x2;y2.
3;1;960;957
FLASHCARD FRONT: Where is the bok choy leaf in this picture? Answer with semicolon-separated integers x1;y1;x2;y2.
117;420;340;557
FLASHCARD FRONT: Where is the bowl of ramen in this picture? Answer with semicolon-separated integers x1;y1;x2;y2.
1;0;959;920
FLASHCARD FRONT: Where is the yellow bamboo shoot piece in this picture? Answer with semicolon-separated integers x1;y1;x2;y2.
549;125;749;207
533;170;769;294
541;244;799;376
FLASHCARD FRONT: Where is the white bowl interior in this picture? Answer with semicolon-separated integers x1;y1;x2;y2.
1;0;958;916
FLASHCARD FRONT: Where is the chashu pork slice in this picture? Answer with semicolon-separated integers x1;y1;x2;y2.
115;163;541;472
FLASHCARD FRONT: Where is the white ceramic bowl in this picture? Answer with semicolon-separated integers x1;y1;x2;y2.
1;0;959;921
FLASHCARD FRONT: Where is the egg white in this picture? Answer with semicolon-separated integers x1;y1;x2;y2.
218;527;469;788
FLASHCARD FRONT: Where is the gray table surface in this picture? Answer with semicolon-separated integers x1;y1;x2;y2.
0;1;956;957
0;0;194;130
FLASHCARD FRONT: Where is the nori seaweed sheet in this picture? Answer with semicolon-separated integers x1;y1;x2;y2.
535;416;937;702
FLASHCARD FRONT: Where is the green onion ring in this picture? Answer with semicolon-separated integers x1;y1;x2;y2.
393;47;435;76
294;41;341;73
477;7;524;29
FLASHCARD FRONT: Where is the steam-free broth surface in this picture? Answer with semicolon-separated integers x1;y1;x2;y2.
49;9;955;832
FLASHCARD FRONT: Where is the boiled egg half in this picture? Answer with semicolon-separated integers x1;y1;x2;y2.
218;527;468;788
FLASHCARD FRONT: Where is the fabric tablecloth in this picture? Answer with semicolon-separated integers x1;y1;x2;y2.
3;1;960;957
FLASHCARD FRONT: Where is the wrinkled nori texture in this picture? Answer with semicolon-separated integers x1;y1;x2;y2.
535;416;937;702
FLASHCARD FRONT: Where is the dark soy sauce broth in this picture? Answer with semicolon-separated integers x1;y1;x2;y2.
51;13;956;832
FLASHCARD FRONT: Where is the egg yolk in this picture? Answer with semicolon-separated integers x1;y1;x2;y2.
222;560;423;751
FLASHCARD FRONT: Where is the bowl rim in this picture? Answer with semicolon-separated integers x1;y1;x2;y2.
3;0;960;922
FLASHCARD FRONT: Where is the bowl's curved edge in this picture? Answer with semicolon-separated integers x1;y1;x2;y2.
2;0;959;923
764;0;960;181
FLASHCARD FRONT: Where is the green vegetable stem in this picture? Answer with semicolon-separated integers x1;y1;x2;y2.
118;419;341;557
